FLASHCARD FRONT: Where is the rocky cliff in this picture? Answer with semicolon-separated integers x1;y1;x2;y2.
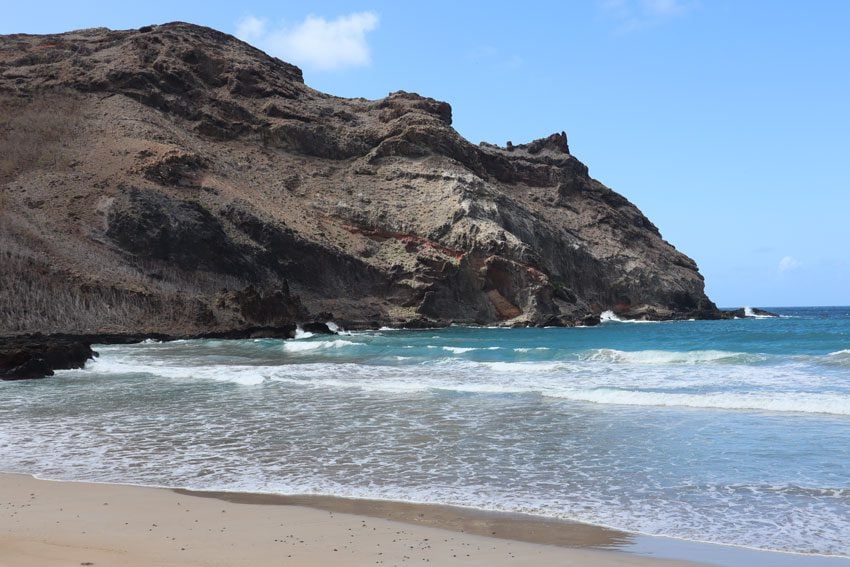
0;22;721;335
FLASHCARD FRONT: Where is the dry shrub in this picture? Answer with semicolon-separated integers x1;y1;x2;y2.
0;90;81;184
0;250;218;335
0;223;248;335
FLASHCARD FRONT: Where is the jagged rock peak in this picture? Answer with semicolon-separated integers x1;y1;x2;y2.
491;132;570;155
520;131;570;155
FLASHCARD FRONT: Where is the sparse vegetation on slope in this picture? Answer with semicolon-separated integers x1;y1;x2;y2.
0;22;720;337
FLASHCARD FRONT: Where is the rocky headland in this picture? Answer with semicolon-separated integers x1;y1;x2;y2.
0;22;769;377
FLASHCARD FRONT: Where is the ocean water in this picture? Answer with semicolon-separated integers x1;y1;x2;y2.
1;306;849;558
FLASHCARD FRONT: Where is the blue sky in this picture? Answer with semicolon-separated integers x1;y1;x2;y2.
4;1;849;307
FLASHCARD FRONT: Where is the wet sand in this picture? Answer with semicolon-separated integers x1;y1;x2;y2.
0;473;703;566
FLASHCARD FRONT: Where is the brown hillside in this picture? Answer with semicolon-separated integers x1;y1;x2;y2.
0;22;719;335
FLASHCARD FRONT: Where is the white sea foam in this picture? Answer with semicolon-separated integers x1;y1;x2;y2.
430;383;528;395
744;307;774;319
203;369;267;386
550;389;850;416
581;348;765;365
251;361;850;416
272;375;424;393
599;310;621;322
66;347;808;394
293;326;315;339
267;373;530;397
299;374;849;415
482;361;566;373
441;346;503;354
324;321;352;335
283;341;326;352
513;347;550;352
282;339;360;352
599;310;659;324
64;357;271;386
442;346;478;354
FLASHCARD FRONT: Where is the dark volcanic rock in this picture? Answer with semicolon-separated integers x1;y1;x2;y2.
106;188;253;277
142;151;206;187
725;307;780;319
217;284;308;325
0;338;95;380
0;22;724;336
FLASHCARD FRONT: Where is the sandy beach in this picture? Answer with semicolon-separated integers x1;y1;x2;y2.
0;473;703;566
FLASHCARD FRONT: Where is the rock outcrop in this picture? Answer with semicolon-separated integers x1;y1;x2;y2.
0;22;723;336
0;338;95;380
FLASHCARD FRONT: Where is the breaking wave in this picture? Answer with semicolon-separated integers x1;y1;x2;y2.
599;310;660;324
580;348;768;365
744;307;775;319
549;389;850;416
282;339;361;352
442;346;501;354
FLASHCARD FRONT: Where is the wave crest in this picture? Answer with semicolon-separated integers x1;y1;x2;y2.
282;339;360;353
551;388;850;415
599;310;659;324
580;349;766;365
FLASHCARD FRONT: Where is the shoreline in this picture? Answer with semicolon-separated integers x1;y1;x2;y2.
3;474;848;566
0;472;700;566
0;309;776;381
172;487;635;549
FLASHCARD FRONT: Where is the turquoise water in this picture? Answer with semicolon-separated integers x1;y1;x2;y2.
1;307;849;557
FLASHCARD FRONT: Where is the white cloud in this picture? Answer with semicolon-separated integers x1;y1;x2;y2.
778;256;802;274
598;0;695;32
236;12;379;71
236;15;267;42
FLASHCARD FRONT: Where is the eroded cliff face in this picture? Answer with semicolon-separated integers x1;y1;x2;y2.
0;22;719;335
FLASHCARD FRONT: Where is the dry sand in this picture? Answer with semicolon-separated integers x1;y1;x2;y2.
0;473;705;566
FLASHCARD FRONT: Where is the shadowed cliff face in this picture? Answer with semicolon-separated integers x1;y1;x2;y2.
0;22;719;335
